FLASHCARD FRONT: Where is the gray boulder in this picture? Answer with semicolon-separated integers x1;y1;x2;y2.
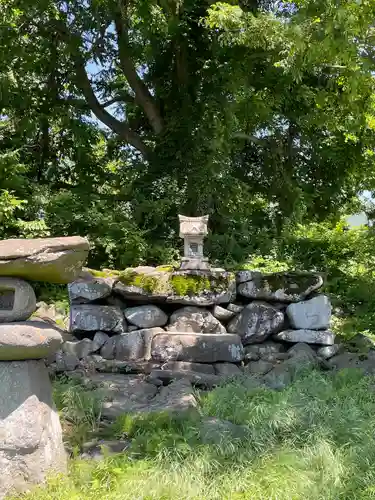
228;302;284;344
150;369;223;388
0;360;66;498
0;321;62;360
227;303;244;314
286;295;331;330
70;305;127;334
68;278;113;304
113;327;164;362
55;350;80;372
213;305;235;322
124;305;168;328
0;277;36;323
167;306;226;334
62;338;94;359
0;236;89;283
151;333;244;363
317;344;341;359
245;360;274;375
237;272;323;302
92;331;110;352
274;329;335;345
214;362;242;377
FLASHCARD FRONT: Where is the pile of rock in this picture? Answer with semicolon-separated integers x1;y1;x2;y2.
0;236;89;499
48;266;342;419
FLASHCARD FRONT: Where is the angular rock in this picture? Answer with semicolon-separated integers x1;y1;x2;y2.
167;306;226;334
317;344;341;359
214;362;242;377
55;350;80;372
62;338;94;359
70;305;127;334
92;331;110;352
229;302;284;344
237;272;323;303
68;278;113;304
274;329;335;345
286;295;331;330
100;336;116;360
114;328;164;362
213;305;235;322
0;236;89;283
227;303;244;314
124;305;168;328
162;361;215;374
245;360;274;375
150;369;223;388
83;357;159;374
263;343;317;390
0;277;36;323
0;321;62;360
236;270;262;284
245;341;285;358
151;333;244;363
0;360;66;498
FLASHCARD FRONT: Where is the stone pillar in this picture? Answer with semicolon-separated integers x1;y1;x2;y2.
0;277;66;499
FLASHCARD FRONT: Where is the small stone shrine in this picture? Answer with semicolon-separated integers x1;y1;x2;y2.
179;215;209;270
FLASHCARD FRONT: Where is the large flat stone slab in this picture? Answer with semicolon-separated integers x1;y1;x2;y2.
274;329;335;345
0;277;36;323
0;360;66;498
68;278;113;304
0;236;89;283
151;333;244;363
0;321;63;360
114;268;235;306
237;271;323;302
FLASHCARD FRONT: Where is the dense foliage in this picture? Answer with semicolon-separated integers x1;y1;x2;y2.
1;0;375;268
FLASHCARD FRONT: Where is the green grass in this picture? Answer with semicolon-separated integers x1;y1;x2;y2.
12;368;375;499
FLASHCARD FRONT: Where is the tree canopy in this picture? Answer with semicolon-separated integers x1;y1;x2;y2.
1;0;375;267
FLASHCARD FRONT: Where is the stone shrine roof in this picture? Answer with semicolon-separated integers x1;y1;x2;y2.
178;215;209;238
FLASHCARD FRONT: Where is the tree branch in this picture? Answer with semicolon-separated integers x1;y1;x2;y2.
113;4;164;134
52;19;149;157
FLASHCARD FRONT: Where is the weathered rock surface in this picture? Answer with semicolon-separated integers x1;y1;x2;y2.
99;327;164;362
55;350;80;372
0;236;89;283
237;272;323;303
114;268;235;306
62;338;94;359
151;333;244;363
0;360;66;499
263;343;317;390
0;278;36;324
213;305;235;322
274;329;335;345
328;351;375;373
92;331;110;352
214;362;242;377
245;341;285;358
286;295;331;330
0;321;62;360
70;305;127;334
68;278;113;304
124;305;168;328
77;373;198;419
162;361;215;374
229;302;284;344
317;344;341;359
150;369;223;388
245;360;274;375
227;303;244;314
167;306;226;334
